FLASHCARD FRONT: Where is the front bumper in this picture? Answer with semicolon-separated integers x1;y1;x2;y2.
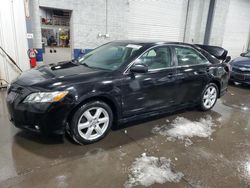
230;71;250;84
6;84;74;135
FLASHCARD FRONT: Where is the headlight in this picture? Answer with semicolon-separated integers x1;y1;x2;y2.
23;91;68;103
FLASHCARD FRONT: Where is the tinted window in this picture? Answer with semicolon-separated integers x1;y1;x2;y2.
78;43;141;70
175;47;208;66
243;51;250;57
138;46;172;70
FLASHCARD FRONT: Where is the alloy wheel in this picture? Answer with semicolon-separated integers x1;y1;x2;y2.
203;86;217;109
77;107;109;141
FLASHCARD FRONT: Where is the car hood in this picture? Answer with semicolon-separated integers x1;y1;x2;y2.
232;56;250;67
14;61;108;87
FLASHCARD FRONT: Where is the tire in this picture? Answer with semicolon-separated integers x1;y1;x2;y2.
200;83;218;111
70;101;113;144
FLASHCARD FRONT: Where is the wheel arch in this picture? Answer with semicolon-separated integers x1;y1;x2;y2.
210;80;221;97
67;95;120;128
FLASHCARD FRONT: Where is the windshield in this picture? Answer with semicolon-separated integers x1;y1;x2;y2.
243;51;250;57
77;43;142;70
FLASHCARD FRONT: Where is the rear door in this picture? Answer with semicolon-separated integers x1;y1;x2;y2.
172;45;211;105
121;45;178;117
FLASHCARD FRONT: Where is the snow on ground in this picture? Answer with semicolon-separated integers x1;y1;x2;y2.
239;159;250;182
245;161;250;176
152;116;215;146
124;153;183;188
243;160;250;179
241;106;249;111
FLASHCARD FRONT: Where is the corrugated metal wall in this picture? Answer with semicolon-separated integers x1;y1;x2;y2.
0;0;29;85
128;0;188;41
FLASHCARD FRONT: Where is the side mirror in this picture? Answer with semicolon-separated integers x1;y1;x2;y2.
224;56;231;63
240;52;246;57
130;63;148;73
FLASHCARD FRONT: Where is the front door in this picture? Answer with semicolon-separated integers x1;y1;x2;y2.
121;46;177;117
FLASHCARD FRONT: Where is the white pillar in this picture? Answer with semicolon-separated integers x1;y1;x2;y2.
30;0;43;63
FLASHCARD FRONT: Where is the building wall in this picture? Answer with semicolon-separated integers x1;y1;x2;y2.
209;0;230;46
0;0;30;85
222;0;250;57
184;0;210;44
38;0;129;58
127;0;188;41
1;0;249;83
33;0;250;56
248;35;250;50
198;0;250;58
35;0;212;58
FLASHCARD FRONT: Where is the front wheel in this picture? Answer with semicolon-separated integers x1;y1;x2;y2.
70;101;113;144
200;83;218;111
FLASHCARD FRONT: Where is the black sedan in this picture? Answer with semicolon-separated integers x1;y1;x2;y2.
230;51;250;84
6;41;230;144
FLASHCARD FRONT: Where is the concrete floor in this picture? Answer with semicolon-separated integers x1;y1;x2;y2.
0;85;250;188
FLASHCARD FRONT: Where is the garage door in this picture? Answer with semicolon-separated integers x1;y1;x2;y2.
128;0;188;41
222;0;250;58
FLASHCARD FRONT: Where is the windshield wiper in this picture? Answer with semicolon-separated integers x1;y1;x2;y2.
81;63;91;67
71;59;79;64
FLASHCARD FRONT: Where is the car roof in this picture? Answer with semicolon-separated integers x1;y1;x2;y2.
112;40;220;64
112;40;194;47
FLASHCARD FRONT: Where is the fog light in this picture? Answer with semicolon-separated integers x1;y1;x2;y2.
35;125;40;130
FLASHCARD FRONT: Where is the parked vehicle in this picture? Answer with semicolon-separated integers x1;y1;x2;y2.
230;51;250;84
6;41;230;144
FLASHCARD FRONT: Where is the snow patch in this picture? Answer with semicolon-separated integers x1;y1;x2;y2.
241;106;249;111
124;153;183;188
152;116;215;146
56;175;68;188
245;161;250;176
240;160;250;182
119;146;127;160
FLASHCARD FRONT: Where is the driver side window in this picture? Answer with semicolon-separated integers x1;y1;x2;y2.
138;46;172;70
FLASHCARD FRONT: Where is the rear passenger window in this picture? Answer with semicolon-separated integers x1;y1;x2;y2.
175;47;208;66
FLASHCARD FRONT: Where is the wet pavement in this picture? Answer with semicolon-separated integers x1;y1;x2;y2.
0;84;250;188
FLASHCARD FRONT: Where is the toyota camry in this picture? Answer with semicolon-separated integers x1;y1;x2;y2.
6;41;230;144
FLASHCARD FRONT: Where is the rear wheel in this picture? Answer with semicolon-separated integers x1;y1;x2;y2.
70;101;113;144
200;83;218;111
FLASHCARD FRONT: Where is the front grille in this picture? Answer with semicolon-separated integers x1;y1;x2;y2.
9;84;27;93
232;66;250;74
7;84;31;100
13;87;24;94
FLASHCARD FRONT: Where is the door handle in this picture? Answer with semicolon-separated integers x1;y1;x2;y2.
167;73;174;78
197;68;210;74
